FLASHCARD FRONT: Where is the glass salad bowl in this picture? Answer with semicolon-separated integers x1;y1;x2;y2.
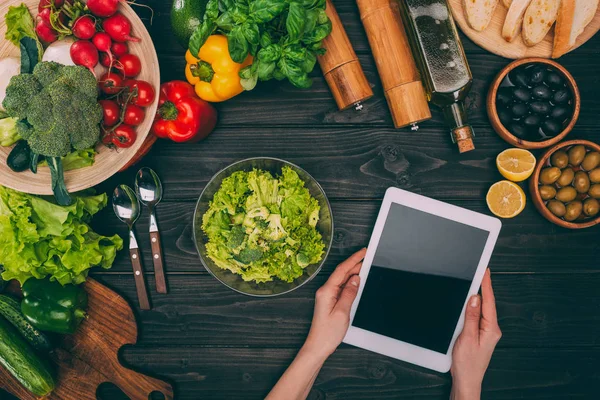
193;158;334;297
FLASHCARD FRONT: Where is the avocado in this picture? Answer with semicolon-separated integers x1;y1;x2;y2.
171;0;207;48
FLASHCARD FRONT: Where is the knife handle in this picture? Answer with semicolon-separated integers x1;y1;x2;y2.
150;231;167;294
130;248;151;310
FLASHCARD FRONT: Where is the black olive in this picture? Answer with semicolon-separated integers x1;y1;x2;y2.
528;66;546;85
511;102;529;117
498;109;512;127
553;89;570;104
509;122;527;138
496;88;513;106
523;114;542;128
512;87;531;102
529;101;551;115
541;119;563;136
508;68;530;87
546;71;564;88
551;105;571;121
532;85;552;100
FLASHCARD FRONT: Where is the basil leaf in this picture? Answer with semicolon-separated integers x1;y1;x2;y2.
258;61;276;80
303;19;331;43
283;44;306;64
251;0;286;23
189;21;215;56
301;50;317;73
316;9;329;25
204;0;220;20
240;62;259;91
227;27;249;63
260;31;273;47
242;22;260;46
304;9;318;36
288;72;312;89
286;2;306;41
231;5;249;24
258;44;282;63
216;12;234;30
221;0;234;9
273;68;286;81
19;37;39;74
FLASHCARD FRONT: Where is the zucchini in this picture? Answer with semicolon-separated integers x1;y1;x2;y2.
0;316;55;396
0;295;53;353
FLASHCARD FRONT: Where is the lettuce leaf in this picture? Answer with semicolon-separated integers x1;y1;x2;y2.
4;4;44;62
0;186;123;285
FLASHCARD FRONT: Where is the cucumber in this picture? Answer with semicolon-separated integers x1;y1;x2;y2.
0;316;55;396
0;295;53;353
171;0;207;48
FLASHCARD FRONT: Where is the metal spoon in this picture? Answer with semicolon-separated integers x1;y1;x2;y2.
112;185;151;310
135;168;167;294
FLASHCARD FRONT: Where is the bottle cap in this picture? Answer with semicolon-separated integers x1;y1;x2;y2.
452;126;475;153
386;81;432;128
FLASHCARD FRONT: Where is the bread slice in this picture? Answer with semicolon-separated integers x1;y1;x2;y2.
502;0;533;42
463;0;500;31
552;0;599;58
522;0;561;46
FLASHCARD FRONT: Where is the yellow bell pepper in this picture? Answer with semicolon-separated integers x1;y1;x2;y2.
185;35;253;102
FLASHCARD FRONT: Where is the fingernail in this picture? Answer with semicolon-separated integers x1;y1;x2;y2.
351;276;359;286
470;296;479;307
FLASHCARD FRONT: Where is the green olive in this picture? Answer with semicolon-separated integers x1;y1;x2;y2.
583;198;600;217
547;200;567;217
573;171;590;194
555;186;577;202
589;168;600;183
564;201;583;222
539;185;557;201
550;151;569;168
589;184;600;199
540;167;561;185
568;145;587;166
581;152;600;171
557;167;575;187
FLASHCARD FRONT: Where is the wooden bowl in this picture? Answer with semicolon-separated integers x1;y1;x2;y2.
487;58;580;150
529;140;600;229
0;0;160;195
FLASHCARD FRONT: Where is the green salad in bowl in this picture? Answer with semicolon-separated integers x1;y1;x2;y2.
194;158;333;296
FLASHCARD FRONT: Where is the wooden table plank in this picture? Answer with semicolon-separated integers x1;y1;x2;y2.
88;273;600;349
92;347;600;400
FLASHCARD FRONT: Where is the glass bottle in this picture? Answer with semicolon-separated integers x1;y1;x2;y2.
398;0;475;153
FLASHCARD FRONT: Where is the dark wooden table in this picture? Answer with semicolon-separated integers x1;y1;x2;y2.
12;1;600;399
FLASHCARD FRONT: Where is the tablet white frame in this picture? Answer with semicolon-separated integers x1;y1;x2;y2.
343;187;502;373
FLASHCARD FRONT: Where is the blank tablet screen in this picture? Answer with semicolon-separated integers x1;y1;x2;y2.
353;203;490;354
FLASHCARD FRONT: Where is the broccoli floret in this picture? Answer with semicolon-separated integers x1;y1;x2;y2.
2;74;42;119
266;214;287;241
226;225;247;251
31;61;63;87
236;246;264;264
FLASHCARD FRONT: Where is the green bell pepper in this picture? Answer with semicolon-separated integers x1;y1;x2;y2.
21;278;88;334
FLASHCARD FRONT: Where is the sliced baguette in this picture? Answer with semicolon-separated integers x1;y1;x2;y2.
502;0;533;42
522;0;561;46
552;0;599;58
463;0;500;31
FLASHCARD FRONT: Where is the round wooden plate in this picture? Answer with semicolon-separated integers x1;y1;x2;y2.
0;0;160;195
448;0;600;59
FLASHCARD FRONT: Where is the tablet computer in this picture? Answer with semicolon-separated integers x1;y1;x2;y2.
343;187;502;373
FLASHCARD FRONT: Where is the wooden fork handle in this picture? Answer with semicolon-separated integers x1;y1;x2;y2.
130;248;151;310
150;231;167;293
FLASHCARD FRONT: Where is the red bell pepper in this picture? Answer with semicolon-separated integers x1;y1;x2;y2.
152;81;217;143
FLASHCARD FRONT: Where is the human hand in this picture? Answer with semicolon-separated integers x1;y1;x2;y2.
303;248;367;360
451;269;502;400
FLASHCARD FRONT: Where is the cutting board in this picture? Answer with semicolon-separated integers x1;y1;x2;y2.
448;0;600;59
0;279;173;400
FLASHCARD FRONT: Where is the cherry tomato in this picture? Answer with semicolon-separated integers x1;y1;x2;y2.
101;130;114;145
111;42;128;58
112;125;137;148
99;72;123;95
99;100;120;127
117;53;142;77
124;80;155;107
123;104;145;126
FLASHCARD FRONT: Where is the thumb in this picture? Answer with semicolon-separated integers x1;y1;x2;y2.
462;295;481;339
333;275;360;315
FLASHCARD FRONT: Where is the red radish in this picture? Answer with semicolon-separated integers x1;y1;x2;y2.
70;40;99;75
111;41;128;58
99;100;120;127
116;53;141;77
99;52;112;68
38;0;64;12
102;13;140;43
36;19;58;43
123;104;145;126
38;8;52;27
99;71;123;95
86;0;121;18
72;16;96;40
92;32;114;67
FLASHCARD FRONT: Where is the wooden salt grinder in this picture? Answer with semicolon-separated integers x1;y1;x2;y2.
318;0;373;111
356;0;431;128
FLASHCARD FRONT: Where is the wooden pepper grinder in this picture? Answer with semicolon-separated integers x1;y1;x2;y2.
356;0;431;129
318;0;373;111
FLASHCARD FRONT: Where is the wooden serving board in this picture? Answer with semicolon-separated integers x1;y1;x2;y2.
448;0;600;59
0;279;173;400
